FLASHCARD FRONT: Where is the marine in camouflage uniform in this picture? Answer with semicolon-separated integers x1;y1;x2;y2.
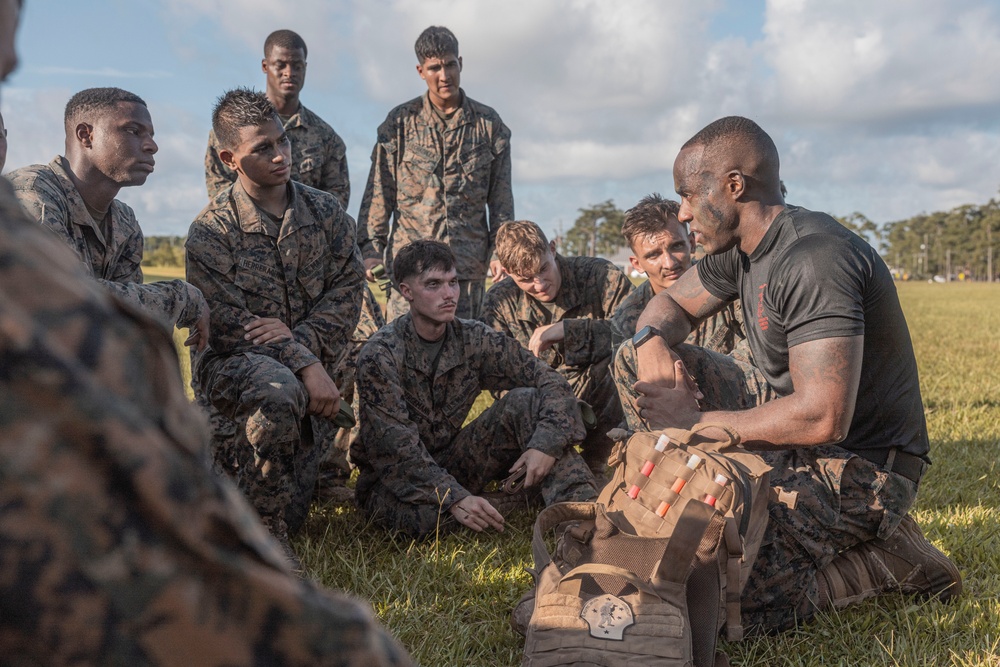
205;110;349;206
357;28;514;321
480;253;633;474
353;314;598;539
204;29;350;208
0;176;410;666
315;286;386;498
10;156;206;332
186;178;364;545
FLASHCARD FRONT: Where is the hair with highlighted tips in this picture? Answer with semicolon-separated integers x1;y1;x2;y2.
212;87;280;150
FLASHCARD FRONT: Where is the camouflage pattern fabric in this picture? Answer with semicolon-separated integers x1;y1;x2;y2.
356;91;514;310
186;179;364;540
205;104;350;208
613;340;915;633
480;254;633;472
353;315;597;539
319;285;387;485
9;156;206;330
610;278;753;365
0;178;411;666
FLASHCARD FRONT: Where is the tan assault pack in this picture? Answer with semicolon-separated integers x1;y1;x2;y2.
521;424;771;667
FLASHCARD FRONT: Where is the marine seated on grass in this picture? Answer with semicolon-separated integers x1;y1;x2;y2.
185;87;364;559
610;193;750;363
352;239;598;539
480;220;633;476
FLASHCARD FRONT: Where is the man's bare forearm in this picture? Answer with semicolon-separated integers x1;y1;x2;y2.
636;291;695;346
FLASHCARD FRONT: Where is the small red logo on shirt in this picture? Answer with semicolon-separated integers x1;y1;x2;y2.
757;283;769;331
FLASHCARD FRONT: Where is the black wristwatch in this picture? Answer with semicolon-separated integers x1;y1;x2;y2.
632;325;661;349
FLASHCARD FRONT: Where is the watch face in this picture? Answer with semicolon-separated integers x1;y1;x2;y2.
633;325;656;347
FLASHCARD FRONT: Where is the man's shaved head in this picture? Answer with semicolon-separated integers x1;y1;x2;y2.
682;116;782;199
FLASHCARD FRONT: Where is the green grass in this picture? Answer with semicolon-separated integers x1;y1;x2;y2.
164;272;1000;666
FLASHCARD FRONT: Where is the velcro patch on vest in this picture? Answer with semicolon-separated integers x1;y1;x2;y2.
580;594;634;640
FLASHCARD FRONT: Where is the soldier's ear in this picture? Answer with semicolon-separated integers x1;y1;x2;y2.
398;281;413;302
219;148;237;171
726;170;746;200
75;122;94;149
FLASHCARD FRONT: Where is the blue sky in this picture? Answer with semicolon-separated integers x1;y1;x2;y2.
5;0;1000;238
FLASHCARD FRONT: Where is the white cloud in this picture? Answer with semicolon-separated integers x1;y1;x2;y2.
11;0;1000;238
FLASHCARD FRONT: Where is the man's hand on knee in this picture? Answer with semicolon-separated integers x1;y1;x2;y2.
510;448;556;488
298;362;341;419
244;316;293;345
449;496;505;533
635;359;702;428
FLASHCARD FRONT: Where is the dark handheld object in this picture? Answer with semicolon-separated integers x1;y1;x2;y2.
370;263;392;292
502;464;527;495
333;402;356;429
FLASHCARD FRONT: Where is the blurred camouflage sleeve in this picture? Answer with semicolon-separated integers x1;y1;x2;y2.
562;263;634;367
102;278;207;330
289;206;365;372
320;131;351;209
357;121;396;263
0;181;412;666
474;325;586;458
205;129;237;200
486;120;514;257
356;337;471;509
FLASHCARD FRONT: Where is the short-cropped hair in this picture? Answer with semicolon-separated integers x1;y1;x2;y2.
264;29;307;58
415;26;459;63
64;87;146;128
495;220;550;277
212;87;279;150
621;194;683;250
394;240;456;284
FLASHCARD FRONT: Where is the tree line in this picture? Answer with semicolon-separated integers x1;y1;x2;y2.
560;195;999;282
144;193;1000;282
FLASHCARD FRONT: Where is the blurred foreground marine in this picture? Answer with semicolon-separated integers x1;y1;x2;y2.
0;5;409;663
353;240;597;539
9;86;209;346
186;88;363;556
616;115;961;633
0;180;410;666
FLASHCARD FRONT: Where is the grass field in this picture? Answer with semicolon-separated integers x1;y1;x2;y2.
153;266;1000;666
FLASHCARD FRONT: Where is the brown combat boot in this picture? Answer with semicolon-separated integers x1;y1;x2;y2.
818;514;962;610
